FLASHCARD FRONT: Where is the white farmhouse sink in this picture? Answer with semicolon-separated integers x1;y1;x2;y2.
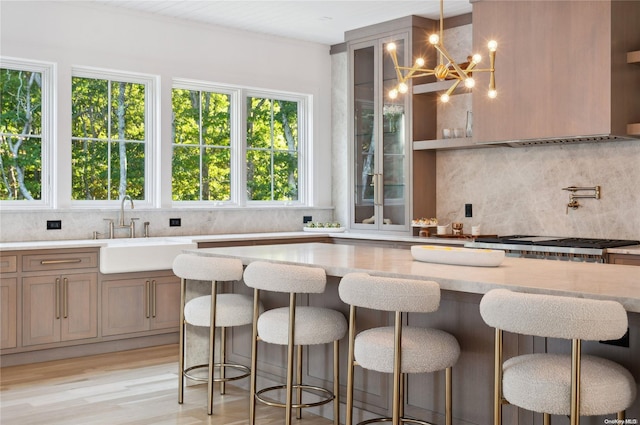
99;237;197;274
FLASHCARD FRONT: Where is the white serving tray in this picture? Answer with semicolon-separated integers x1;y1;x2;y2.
303;227;346;233
411;245;505;267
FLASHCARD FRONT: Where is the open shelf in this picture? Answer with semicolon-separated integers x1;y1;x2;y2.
414;137;476;150
627;50;640;64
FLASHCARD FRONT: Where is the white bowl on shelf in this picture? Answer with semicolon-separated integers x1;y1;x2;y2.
411;245;505;267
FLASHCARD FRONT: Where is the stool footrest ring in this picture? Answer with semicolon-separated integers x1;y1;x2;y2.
255;384;335;409
357;418;435;425
183;363;251;383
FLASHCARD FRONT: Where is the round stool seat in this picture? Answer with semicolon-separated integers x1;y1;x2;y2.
354;326;460;374
185;294;256;327
258;306;347;346
503;353;637;416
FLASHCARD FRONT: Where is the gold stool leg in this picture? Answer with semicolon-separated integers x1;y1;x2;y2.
399;373;405;419
207;284;218;415
178;277;186;404
220;326;227;395
570;339;581;425
392;311;402;425
334;340;340;425
345;306;356;425
494;328;503;425
249;289;260;425
285;292;297;425
543;413;550;425
446;367;452;425
617;411;625;420
297;345;303;419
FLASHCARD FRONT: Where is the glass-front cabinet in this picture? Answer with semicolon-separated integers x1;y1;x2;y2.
350;35;411;232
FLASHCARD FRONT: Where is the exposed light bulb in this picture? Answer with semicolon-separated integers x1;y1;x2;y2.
387;42;396;52
428;34;439;45
415;57;425;67
441;93;450;103
464;77;475;89
472;54;482;64
488;89;497;99
389;89;398;99
488;40;498;52
398;82;409;94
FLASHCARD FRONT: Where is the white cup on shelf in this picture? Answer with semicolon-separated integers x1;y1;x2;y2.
472;225;481;236
442;128;451;139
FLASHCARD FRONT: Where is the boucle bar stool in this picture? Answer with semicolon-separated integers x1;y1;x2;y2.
243;261;347;425
172;253;259;415
480;289;636;425
339;272;460;425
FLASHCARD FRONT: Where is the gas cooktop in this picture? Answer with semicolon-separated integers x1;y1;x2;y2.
473;235;640;249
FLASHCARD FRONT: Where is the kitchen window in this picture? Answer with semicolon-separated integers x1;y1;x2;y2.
171;80;307;206
71;68;157;206
0;57;55;208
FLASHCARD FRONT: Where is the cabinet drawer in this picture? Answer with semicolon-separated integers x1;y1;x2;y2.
0;255;17;273
23;252;98;272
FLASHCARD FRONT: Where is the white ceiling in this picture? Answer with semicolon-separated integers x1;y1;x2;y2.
94;1;473;45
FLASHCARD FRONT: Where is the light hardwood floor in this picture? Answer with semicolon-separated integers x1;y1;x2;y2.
0;344;334;425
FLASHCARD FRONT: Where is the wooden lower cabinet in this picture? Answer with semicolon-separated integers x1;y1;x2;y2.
22;272;98;346
1;277;17;349
101;273;180;336
608;253;640;266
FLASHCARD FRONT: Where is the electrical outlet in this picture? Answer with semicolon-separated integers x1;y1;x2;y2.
465;204;473;218
303;216;312;223
47;220;62;230
169;218;181;227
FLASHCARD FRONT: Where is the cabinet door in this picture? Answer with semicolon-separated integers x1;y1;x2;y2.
1;277;17;349
350;35;410;232
22;275;60;346
101;278;149;336
150;275;180;330
61;272;98;341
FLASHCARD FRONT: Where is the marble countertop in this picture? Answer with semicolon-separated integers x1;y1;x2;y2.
0;231;462;251
189;242;640;313
0;230;635;254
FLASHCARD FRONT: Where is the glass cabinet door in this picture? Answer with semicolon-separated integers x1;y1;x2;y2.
351;35;409;231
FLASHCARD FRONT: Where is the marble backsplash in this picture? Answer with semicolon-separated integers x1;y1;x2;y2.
434;139;640;240
0;207;334;243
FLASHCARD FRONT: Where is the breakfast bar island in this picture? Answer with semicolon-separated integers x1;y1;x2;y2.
186;242;640;425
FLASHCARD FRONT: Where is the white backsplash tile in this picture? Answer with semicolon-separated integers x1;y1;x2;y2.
435;140;640;239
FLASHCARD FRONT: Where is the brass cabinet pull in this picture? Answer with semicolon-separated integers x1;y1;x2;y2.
145;281;150;318
41;259;83;265
152;280;157;318
55;278;61;319
63;278;69;318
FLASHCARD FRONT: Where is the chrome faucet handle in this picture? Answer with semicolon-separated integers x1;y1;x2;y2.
130;218;139;238
103;218;115;239
143;221;150;238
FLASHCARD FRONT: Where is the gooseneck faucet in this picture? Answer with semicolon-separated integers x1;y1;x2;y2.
119;195;134;226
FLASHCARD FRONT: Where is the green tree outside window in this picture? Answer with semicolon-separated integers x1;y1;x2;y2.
0;68;43;201
71;76;146;200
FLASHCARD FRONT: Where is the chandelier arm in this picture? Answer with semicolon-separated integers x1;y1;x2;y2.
489;50;497;93
388;49;405;83
443;79;461;98
439;0;444;66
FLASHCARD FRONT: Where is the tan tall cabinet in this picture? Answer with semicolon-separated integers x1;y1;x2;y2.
346;16;437;233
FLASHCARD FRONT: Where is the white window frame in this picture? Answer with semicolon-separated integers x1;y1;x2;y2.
0;56;56;210
171;79;310;208
70;66;159;209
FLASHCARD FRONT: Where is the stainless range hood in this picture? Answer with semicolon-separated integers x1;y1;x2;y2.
471;0;640;148
481;134;639;148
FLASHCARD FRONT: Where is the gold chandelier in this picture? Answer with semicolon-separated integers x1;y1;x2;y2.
387;0;497;103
